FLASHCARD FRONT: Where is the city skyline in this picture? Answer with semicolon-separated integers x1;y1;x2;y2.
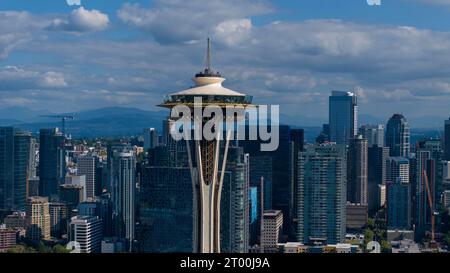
2;1;450;126
2;0;450;261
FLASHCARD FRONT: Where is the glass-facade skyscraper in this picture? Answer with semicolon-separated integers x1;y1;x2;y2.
0;127;33;211
110;146;136;251
39;128;66;199
445;118;450;161
329;91;358;145
297;144;347;245
386;114;410;158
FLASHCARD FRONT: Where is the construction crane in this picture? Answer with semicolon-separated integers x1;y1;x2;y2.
423;170;438;248
40;115;74;137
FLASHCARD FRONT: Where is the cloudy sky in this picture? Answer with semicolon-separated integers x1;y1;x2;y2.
1;0;450;125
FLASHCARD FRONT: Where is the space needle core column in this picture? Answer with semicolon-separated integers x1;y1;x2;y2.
159;38;253;253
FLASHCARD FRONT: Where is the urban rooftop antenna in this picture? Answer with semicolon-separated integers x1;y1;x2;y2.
206;37;211;73
196;37;221;78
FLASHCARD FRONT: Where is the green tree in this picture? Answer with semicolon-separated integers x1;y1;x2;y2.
364;229;374;245
380;240;391;253
53;244;70;253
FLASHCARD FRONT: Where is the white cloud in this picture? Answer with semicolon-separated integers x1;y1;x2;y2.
66;0;81;6
117;0;272;44
49;7;109;33
214;19;252;46
0;66;68;90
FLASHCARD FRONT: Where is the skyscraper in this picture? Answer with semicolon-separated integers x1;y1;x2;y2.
367;145;389;214
414;144;438;238
0;127;14;211
387;178;411;230
137;141;193;253
329;91;358;145
159;38;252;253
110;146;136;251
290;129;304;239
386;114;410;157
241;125;291;238
359;124;384;148
77;155;97;199
143;128;158;151
0;128;33;211
26;197;51;241
445;118;450;161
69;216;103;253
386;157;411;230
39;128;66;198
347;135;368;205
297;144;347;245
223;147;250;253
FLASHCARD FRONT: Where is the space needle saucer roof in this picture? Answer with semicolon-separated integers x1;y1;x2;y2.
159;38;253;108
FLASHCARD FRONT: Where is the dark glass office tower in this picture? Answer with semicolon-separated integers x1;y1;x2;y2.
290;129;304;239
137;139;193;253
39;128;66;198
242;125;290;239
0;127;32;211
329;91;358;145
445;118;450;161
0;127;14;211
386;114;410;157
13;131;32;211
367;145;389;215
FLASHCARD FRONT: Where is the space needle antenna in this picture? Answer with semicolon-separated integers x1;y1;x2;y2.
206;37;212;73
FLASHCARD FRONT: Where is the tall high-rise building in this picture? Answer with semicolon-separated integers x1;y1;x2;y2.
49;202;68;238
77;155;97;199
0;127;14;211
367;145;389;214
386;114;410;157
222;147;250;253
143;128;158;151
26;197;51;241
110;146;136;251
290;129;304;239
329;91;358;145
297;144;347;245
347;135;368;205
414;143;439;238
445;118;450;161
261;210;283;250
359;124;384;148
137;138;193;253
0;128;33;211
386;157;411;231
39;128;66;198
69;216;103;253
159;38;252;253
241;125;290;238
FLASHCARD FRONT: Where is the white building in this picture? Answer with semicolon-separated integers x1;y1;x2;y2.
69;216;103;253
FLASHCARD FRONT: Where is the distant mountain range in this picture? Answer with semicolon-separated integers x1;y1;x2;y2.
0;106;446;139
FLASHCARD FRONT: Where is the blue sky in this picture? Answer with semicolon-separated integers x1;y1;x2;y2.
1;0;450;127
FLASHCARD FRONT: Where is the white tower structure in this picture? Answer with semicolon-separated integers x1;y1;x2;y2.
159;38;253;253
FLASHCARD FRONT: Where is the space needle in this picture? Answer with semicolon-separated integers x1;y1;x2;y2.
159;38;253;253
